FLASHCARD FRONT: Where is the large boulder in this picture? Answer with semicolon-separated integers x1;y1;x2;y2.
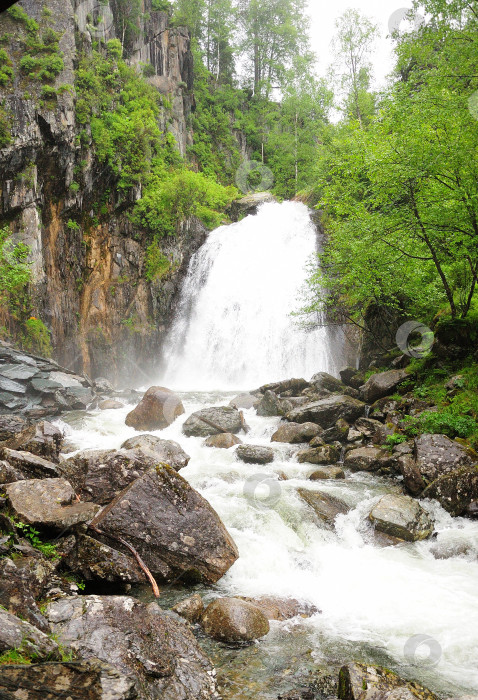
256;390;287;417
201;597;270;643
259;378;309;396
183;406;243;437
62;448;173;504
359;369;409;403
338;662;437;699
120;435;190;470
271;422;321;444
62;534;144;586
422;465;478;516
0;414;28;441
286;395;365;429
298;489;350;526
172;594;205;623
340;367;366;390
0;659;137;699
0;448;59;482
369;494;434;542
47;595;218;699
0;421;63;462
0;608;59;661
89;465;238;583
0;557;53;632
297;445;340;465
310;466;345;480
5;478;99;531
236;444;274;464
238;596;319;621
414;433;474;484
310;372;346;393
204;433;242;449
229;393;260;409
354;417;391;444
322;418;350;444
344;447;391;473
125;386;184;431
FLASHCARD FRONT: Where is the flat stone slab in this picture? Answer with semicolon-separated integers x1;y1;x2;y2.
298;488;350;526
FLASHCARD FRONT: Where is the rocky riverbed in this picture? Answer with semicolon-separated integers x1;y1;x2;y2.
0;349;477;698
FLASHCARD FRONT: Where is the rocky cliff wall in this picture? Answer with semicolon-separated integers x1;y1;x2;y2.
0;0;206;386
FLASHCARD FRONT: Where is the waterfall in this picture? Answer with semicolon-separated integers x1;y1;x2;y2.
160;201;344;390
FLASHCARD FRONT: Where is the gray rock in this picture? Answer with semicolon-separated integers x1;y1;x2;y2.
0;375;26;394
231;191;277;218
259;378;309;396
99;399;124;410
89;466;238;583
201;597;270;643
286;395;365;429
237;596;319;621
359;369;409;403
120;435;190;470
0;608;59;661
62;534;144;585
369;494;434;542
125;386;184;431
297;445;340;465
1;421;63;462
236;444;274;464
63;448;176;504
271;422;321;444
309;466;345;480
344;447;391;472
338;662;437;699
0;557;53;632
31;377;63;394
298;489;350;526
94;376;115;393
310;372;346;393
256;390;285;416
354;417;391;444
172;594;205;623
229;392;260;409
340;367;366;389
422;466;478;517
204;433;243;449
0;448;59;482
47;596;218;699
0;414;28;441
183;405;243;437
5;478;99;531
414;433;474;484
0;363;38;381
0;659;138;699
322;418;350;443
398;454;427;496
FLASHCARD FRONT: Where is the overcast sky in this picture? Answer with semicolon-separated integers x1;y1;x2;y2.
307;0;416;88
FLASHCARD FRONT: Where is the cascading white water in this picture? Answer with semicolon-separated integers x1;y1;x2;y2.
160;201;344;390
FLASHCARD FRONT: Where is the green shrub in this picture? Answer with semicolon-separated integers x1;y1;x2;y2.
0;48;13;86
0;227;31;322
145;244;171;281
106;39;122;60
404;410;477;441
22;317;52;357
7;4;39;33
41;84;57;100
152;0;172;10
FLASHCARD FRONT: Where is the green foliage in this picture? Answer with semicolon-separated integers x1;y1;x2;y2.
22;317;52;357
0;48;14;86
67;219;80;231
7;4;39;33
106;39;122;60
152;0;172;10
0;104;11;148
0;227;31;324
385;433;408;450
0;649;32;665
145;244;171;281
12;521;59;560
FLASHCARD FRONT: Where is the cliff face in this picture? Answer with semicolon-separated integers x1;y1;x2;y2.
0;0;206;386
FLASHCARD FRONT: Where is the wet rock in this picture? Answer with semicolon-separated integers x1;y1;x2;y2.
236;444;274;464
0;421;63;462
201;597;270;643
93;377;115;393
259;378;309;396
338;662;437;699
173;594;205;623
398;454;427;496
231;191;277;218
354;417;391;444
62;534;144;585
90;465;238;583
229;392;260;409
298;489;350;526
271;422;322;444
0;557;53;632
98;399;124;410
359;369;409;403
0;448;59;482
309;466;345;480
204;433;242;450
286;395;365;429
310;372;346;393
0;608;59;660
309;435;326;447
344;447;391;472
47;595;218;699
322;418;350;444
256;390;286;417
0;414;28;441
0;659;138;699
183;405;243;437
121;435;190;470
414;433;474;484
238;596;319;621
340;367;366;390
297;445;340;465
369;494;434;542
63;448;176;504
422;466;478;516
125;386;185;431
5;478;99;531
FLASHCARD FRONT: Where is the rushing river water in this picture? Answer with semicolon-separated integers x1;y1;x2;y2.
58;202;478;698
